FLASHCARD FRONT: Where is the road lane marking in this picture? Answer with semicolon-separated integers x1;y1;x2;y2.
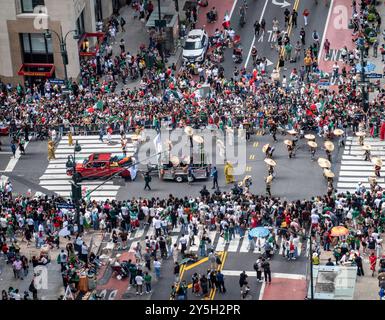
259;281;266;300
184;257;209;271
253;142;259;148
276;0;299;70
220;270;306;280
210;251;227;300
318;0;335;63
244;0;269;68
249;154;255;160
4;140;30;172
246;166;252;172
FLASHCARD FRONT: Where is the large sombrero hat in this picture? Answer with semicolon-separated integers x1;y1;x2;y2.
324;141;335;151
362;144;371;151
184;126;194;136
333;129;344;136
131;134;141;140
318;157;331;168
170;156;180;166
266;175;273;183
264;158;277;166
193;135;204;144
284;139;293;146
308;141;317;148
304;134;315;140
368;176;377;183
262;144;270;153
287;129;298;135
323;169;335;178
356;131;366;137
372;157;383;166
238;181;243;187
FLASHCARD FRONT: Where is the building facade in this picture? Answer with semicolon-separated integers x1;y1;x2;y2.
0;0;115;85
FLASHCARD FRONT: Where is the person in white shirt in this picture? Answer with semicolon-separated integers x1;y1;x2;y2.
153;217;162;237
310;212;319;228
135;274;144;295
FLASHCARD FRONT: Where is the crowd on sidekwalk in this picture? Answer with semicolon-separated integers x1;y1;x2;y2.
2;170;385;299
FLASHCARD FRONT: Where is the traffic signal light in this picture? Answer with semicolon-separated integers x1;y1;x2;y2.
71;183;82;202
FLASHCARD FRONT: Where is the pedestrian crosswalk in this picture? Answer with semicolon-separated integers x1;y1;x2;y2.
125;226;305;255
337;136;385;193
38;135;137;202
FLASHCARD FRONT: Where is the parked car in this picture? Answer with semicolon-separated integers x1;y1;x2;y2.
182;29;209;64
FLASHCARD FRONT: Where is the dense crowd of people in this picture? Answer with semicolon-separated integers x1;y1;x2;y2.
1;0;385;300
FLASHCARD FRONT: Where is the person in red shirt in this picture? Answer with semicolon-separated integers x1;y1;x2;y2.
369;252;377;277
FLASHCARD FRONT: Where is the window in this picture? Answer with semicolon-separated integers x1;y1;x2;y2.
95;0;103;21
76;10;85;37
20;0;45;13
20;33;53;63
184;41;202;50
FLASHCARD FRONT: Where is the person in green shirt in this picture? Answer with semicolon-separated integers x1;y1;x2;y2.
144;272;152;294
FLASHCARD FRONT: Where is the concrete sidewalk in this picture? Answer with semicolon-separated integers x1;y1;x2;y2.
111;1;183;91
319;247;382;300
0;231;103;300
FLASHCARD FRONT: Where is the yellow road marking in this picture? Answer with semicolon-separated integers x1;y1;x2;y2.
253;142;259;148
184;257;209;271
276;0;300;71
209;251;228;300
249;154;255;160
246;166;252;172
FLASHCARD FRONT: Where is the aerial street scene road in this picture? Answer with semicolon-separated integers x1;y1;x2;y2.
1;0;385;310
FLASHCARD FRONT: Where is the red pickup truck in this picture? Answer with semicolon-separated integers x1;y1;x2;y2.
66;153;136;181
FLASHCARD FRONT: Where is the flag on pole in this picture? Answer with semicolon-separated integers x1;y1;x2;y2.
94;100;103;110
222;11;230;29
153;132;162;154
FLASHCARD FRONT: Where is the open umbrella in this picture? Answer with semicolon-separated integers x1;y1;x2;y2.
249;227;270;238
330;226;349;237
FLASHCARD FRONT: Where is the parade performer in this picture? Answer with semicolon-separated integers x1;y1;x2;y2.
265;175;273;197
48;140;56;160
363;145;371;161
284;140;294;158
380;121;385;141
68;131;73;146
224;161;235;184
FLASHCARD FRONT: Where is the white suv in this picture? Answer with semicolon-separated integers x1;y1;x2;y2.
182;29;209;64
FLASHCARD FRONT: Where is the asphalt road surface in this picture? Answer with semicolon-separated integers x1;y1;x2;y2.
217;0;330;78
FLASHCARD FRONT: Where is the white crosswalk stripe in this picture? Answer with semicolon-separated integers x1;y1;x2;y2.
38;135;137;201
228;234;240;252
336;137;385;193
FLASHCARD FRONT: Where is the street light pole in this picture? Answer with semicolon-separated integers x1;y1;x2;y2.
309;231;314;300
45;27;79;101
66;140;82;228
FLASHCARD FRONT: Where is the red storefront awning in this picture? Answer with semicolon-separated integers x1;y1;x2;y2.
78;32;105;57
17;63;55;77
